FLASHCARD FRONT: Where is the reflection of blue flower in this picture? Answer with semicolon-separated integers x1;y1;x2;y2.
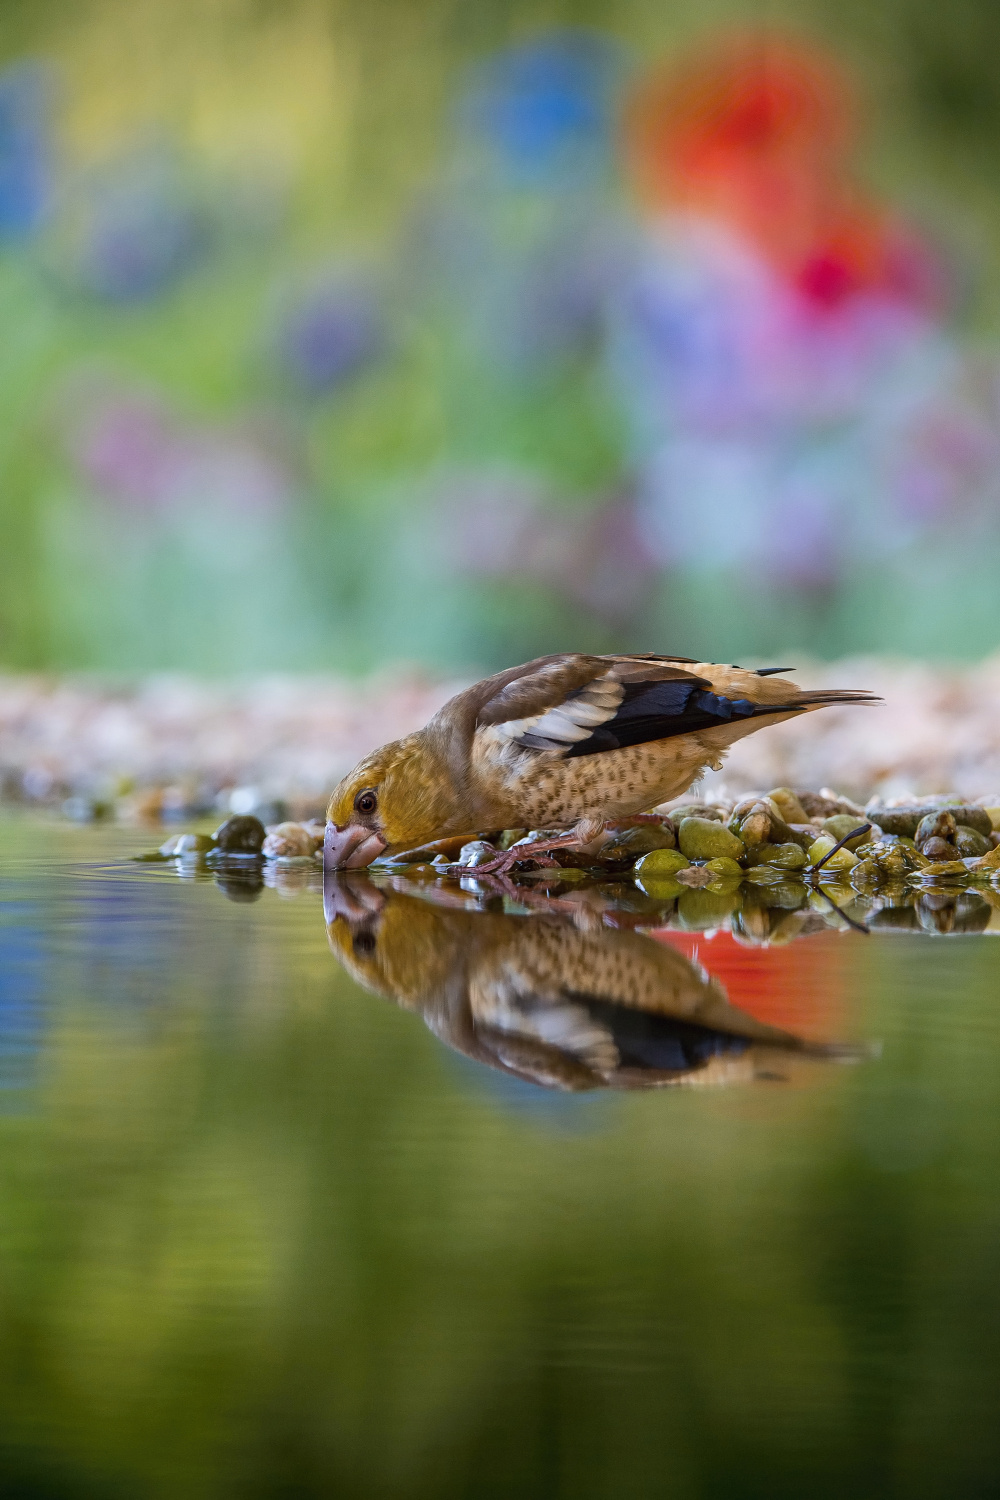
276;277;384;393
0;907;45;1094
0;62;50;238
457;31;623;184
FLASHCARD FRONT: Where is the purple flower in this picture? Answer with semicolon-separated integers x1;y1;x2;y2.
275;276;384;393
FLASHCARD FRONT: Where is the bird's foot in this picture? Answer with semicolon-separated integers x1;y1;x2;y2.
461;831;582;877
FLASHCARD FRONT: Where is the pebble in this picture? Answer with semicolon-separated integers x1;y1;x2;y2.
261;822;321;859
458;840;499;868
634;848;690;878
806;834;859;872
213;814;267;854
174;833;215;856
822;814;871;849
678;817;745;862
766;787;809;825
750;841;807;871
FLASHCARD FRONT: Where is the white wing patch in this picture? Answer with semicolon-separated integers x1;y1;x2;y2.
490;674;624;754
472;968;620;1073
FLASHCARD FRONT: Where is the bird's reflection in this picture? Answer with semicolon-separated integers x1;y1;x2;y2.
325;874;859;1093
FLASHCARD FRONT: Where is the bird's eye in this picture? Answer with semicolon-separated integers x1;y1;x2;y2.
353;930;377;956
354;789;378;816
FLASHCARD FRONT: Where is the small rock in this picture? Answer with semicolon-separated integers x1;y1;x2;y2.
159;835;183;856
955;826;991;858
669;803;724;823
602;824;676;859
679;817;745;863
675;865;714;888
703;856;744;879
767;787;809;825
174;833;215;856
213;814;266;854
806;834;859;872
752;841;807;871
821;814;871;850
634;848;690;878
798;789;864;819
458;840;498;868
262;822;320;859
916;811;957;850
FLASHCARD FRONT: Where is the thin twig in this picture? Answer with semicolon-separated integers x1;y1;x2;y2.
811;823;871;874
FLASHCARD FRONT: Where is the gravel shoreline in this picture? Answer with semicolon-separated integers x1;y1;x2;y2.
3;655;1000;821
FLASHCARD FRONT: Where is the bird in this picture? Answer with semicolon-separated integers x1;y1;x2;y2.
324;879;855;1092
324;651;879;871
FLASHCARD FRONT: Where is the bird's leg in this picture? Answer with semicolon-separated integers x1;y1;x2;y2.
458;816;606;877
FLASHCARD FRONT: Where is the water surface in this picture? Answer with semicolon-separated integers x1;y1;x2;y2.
1;816;999;1499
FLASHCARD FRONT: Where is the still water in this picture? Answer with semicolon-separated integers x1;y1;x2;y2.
1;815;999;1498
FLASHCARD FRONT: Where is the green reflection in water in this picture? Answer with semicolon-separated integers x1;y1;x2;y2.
0;818;999;1498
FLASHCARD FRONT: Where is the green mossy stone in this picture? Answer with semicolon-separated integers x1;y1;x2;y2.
752;841;807;871
634;848;690;878
767;787;809;824
704;856;744;878
807;835;859;871
678;817;745;862
821;814;871;850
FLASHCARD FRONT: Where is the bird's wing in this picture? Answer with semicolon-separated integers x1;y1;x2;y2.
474;653;722;756
473;652;857;758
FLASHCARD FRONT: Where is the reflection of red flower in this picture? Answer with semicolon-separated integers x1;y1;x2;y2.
625;34;943;312
653;927;846;1043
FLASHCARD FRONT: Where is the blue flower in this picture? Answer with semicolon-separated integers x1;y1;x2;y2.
456;31;624;185
0;61;51;238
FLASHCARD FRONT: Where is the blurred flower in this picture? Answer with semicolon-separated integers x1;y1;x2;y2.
438;471;657;625
0;61;51;238
273;273;384;394
58;146;209;303
69;386;293;515
625;34;948;316
456;31;624;186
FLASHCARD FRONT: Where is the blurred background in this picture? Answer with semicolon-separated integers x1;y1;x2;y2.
2;0;1000;678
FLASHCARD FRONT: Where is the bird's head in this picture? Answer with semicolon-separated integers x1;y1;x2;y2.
324;732;464;869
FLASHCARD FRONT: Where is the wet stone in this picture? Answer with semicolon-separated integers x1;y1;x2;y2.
955;826;991;859
766;787;809;825
634;848;690;878
174;833;215;857
213;815;266;855
821;815;871;850
262;822;319;859
678;818;745;863
750;841;807;871
458;840;498;868
806;833;860;871
602;825;676;860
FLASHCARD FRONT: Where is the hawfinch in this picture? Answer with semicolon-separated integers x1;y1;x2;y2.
324;652;877;871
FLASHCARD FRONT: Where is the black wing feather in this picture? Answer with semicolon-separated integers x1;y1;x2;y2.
564;679;773;758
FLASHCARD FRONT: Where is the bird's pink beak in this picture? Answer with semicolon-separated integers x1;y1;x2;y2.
323;822;387;872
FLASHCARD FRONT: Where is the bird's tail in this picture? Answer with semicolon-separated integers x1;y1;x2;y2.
782;688;882;708
749;687;881;717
